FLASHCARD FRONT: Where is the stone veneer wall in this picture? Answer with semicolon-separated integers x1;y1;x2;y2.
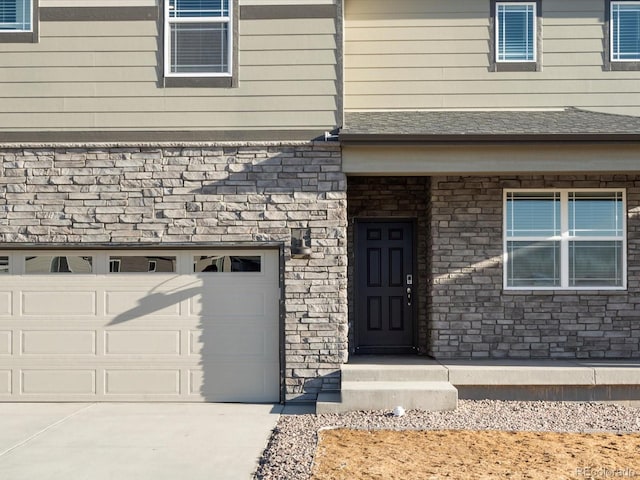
0;143;348;402
347;177;431;353
430;175;640;359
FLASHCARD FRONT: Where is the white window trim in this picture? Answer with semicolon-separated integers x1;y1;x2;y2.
503;189;627;291
611;1;640;62
495;1;537;63
0;0;33;33
163;0;233;78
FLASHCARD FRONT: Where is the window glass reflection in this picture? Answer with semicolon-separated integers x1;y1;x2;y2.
194;255;261;273
109;256;176;273
0;257;8;274
25;256;93;274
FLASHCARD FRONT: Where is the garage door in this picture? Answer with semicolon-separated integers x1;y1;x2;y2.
0;249;280;402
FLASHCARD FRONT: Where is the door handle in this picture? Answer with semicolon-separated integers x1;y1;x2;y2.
406;287;412;306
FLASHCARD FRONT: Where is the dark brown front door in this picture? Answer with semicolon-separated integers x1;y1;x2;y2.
355;220;415;354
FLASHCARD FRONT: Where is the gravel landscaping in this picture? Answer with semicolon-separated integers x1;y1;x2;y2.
254;400;640;480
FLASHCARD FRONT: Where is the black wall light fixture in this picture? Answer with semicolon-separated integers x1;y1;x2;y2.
291;228;312;258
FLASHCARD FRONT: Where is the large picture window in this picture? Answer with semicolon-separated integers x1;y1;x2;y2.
0;0;32;31
164;0;232;77
504;190;626;289
611;1;640;61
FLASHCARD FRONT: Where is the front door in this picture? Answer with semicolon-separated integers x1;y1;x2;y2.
355;221;415;354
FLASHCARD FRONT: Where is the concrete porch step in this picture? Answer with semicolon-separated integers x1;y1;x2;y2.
341;362;448;382
316;381;458;414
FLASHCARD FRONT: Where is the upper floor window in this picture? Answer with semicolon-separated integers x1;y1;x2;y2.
496;2;536;62
491;0;540;71
164;0;232;78
611;1;640;61
0;0;32;32
504;190;626;290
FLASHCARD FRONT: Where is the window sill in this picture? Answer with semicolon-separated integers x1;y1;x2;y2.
608;61;640;71
503;288;627;295
0;31;38;43
494;61;538;72
163;76;235;88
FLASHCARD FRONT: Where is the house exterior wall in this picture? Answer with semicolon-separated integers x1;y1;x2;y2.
346;176;430;353
344;0;640;116
430;174;640;359
0;1;340;138
0;142;348;401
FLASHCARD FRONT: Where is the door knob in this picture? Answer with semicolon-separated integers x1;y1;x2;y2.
406;287;412;306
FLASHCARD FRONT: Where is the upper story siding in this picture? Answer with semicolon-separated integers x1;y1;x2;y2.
344;0;640;116
0;0;340;140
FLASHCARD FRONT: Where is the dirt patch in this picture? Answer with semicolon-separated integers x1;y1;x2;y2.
311;429;640;480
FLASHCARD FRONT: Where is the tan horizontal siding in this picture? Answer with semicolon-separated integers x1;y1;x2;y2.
344;0;640;115
241;18;335;35
0;16;338;133
0;95;336;114
346;79;640;96
347;26;489;41
41;20;159;37
4;111;334;129
0;79;337;99
347;66;640;82
0;36;158;52
241;34;336;50
347;93;640;110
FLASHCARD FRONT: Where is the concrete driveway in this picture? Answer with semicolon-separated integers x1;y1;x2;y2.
0;403;283;480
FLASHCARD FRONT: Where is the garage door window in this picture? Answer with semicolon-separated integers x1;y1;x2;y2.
194;255;261;273
25;256;93;274
109;256;177;273
0;257;8;274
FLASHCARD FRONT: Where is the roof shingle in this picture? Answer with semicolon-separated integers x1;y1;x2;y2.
341;108;640;142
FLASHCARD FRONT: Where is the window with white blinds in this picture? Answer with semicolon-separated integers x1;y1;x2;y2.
0;0;31;31
164;0;231;76
611;1;640;61
496;2;536;62
504;190;626;289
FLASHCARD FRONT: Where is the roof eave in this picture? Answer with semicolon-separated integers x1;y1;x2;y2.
339;133;640;145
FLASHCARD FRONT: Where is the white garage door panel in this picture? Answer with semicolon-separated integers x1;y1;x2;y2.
105;370;180;395
21;331;96;355
105;331;180;355
0;292;11;316
22;370;96;394
189;363;280;402
105;290;182;317
191;325;277;356
0;332;11;355
190;290;270;317
22;291;97;316
0;249;280;402
0;371;10;394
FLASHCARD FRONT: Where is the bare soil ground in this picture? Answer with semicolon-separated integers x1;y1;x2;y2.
311;429;640;480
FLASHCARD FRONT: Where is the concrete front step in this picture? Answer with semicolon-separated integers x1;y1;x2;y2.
316;381;458;414
341;363;448;382
315;359;640;412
